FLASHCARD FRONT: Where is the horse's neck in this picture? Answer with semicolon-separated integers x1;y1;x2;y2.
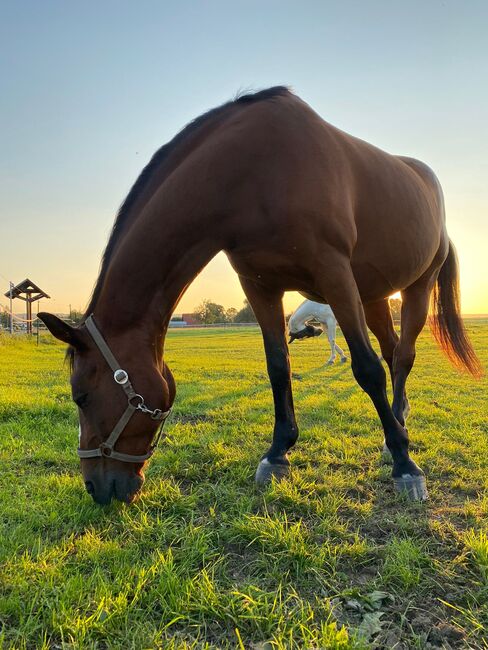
289;301;313;330
289;314;307;331
93;197;222;341
290;301;335;331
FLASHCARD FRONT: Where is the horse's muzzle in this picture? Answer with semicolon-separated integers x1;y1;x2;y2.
83;469;144;505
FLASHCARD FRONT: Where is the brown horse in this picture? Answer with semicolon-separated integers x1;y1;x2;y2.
39;87;481;505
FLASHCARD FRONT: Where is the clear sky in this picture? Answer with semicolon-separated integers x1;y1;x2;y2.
1;0;487;315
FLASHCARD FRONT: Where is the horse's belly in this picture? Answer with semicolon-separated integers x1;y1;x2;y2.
351;233;442;302
353;243;433;294
352;204;444;297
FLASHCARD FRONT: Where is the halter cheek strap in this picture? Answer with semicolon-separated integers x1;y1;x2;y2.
77;315;171;463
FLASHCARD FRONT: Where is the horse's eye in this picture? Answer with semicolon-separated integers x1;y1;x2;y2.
73;393;88;409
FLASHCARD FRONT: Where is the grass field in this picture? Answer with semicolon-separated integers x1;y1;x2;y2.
1;323;487;649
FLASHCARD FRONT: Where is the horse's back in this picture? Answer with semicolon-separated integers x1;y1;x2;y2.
217;92;448;300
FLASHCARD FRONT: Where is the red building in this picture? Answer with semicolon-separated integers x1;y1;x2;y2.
181;313;202;326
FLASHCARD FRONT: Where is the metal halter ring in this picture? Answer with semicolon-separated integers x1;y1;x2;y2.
114;369;129;385
129;394;145;409
100;443;113;457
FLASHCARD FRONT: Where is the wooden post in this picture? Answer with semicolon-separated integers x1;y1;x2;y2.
26;298;32;335
9;282;13;334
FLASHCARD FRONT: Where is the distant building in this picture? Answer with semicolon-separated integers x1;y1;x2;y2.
181;313;202;326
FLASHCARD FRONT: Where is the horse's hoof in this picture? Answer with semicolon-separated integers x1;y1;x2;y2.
326;359;334;366
393;474;428;501
340;357;347;364
255;457;290;486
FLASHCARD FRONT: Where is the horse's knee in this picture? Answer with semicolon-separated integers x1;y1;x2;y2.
351;353;386;394
264;339;289;377
267;356;290;388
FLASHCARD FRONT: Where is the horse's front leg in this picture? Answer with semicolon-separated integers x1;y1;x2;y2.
239;278;298;485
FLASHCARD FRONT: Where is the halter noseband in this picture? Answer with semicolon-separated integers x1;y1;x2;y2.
77;315;171;463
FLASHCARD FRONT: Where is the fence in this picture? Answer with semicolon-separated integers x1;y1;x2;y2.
0;308;259;336
168;321;258;329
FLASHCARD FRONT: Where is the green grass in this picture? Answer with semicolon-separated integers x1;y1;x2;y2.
0;322;487;649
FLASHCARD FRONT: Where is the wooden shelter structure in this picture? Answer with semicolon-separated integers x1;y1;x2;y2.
4;279;50;334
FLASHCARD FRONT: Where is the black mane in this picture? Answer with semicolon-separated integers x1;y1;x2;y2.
83;86;291;317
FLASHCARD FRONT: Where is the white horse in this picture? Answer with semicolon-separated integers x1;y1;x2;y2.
288;300;347;365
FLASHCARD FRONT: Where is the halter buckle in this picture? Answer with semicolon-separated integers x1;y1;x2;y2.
114;369;129;385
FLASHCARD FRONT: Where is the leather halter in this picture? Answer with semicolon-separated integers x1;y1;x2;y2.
77;315;171;463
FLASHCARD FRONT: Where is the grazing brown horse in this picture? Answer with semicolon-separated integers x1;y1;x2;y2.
39;87;481;505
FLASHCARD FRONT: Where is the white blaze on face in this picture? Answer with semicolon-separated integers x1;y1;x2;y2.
78;423;82;446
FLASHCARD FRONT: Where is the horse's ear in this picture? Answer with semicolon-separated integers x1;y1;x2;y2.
38;312;84;348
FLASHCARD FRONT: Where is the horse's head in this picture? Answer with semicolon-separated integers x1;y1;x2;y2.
288;324;323;344
38;313;175;505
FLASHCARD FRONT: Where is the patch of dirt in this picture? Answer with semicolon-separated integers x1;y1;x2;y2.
428;622;466;647
432;400;453;412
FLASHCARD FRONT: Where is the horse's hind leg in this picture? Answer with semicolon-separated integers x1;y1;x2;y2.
332;321;348;363
364;299;411;420
324;316;347;364
364;299;407;457
324;318;337;365
316;257;427;500
364;299;399;385
239;278;298;485
392;276;436;426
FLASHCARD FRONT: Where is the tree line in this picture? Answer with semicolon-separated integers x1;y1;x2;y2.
189;299;256;324
0;298;402;329
189;297;402;325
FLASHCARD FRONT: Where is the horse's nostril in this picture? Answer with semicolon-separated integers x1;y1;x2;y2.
85;480;95;495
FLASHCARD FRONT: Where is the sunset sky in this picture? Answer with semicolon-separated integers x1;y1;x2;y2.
1;1;487;316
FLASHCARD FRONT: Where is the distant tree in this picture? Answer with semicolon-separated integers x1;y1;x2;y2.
0;307;9;329
225;307;238;322
389;298;402;322
234;299;257;323
194;299;227;324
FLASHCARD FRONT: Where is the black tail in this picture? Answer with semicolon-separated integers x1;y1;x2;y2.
430;241;482;377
